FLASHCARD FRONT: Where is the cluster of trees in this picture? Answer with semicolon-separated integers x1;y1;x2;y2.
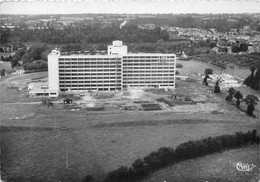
102;130;259;182
244;66;260;90
132;14;260;32
225;88;258;116
7;44;50;71
130;40;190;53
1;23;169;45
129;39;213;54
1;55;13;62
231;42;248;53
203;68;259;117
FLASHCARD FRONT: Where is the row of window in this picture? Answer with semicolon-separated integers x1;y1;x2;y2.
123;59;175;63
60;76;121;79
59;72;121;76
59;61;121;64
123;74;175;76
59;69;121;73
59;73;120;76
124;67;175;70
59;58;119;61
122;56;175;59
122;81;175;84
60;88;121;91
59;58;174;62
126;84;175;87
122;63;174;66
60;80;121;83
60;84;121;87
123;70;174;73
123;77;174;81
59;66;121;68
59;74;174;77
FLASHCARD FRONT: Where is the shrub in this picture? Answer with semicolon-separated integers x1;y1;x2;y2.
196;139;208;156
204;68;213;75
214;85;221;93
175;143;190;160
143;151;162;171
206;137;223;153
235;131;255;147
106;166;133;182
132;158;149;178
157;147;177;166
82;175;93;182
176;63;183;68
252;130;258;144
215;135;236;149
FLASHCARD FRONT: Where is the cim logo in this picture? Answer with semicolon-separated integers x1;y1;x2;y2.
236;162;256;172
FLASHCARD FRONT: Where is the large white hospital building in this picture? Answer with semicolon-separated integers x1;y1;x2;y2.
38;40;176;96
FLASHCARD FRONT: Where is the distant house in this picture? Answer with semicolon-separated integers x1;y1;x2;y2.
13;66;25;75
212;46;228;53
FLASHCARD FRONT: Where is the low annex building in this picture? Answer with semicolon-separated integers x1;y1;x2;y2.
47;40;176;96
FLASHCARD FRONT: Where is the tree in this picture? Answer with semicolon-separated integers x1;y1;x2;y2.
1;69;6;77
209;42;216;48
244;66;255;87
203;68;213;86
239;43;248;52
213;77;221;93
155;46;166;53
204;68;213;75
234;91;243;107
11;57;19;68
41;50;51;61
231;45;240;53
244;95;259;117
250;69;260;90
226;87;236;101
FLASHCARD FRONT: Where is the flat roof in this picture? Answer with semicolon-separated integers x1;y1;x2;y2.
59;53;176;59
29;82;49;94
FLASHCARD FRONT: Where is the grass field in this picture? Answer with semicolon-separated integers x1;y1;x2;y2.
0;61;259;182
0;61;12;72
178;59;251;79
1;103;259;182
0;72;48;103
142;145;259;182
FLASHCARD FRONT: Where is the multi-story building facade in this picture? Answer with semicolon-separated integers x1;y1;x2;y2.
47;41;176;95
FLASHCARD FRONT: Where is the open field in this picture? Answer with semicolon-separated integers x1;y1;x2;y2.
0;72;49;103
1;60;259;182
142;145;260;182
178;59;250;79
0;61;12;72
1;102;259;182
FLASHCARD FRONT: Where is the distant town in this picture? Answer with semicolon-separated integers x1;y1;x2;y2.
1;14;260;73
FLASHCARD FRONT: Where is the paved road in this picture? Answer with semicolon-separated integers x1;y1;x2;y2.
0;72;47;86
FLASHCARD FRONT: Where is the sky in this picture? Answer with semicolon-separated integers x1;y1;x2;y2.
1;0;260;14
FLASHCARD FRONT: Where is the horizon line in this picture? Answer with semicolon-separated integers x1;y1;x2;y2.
2;12;260;15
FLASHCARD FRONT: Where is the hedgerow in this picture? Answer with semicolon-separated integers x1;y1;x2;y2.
102;129;259;182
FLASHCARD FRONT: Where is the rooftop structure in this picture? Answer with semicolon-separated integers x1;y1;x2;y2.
107;40;127;55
